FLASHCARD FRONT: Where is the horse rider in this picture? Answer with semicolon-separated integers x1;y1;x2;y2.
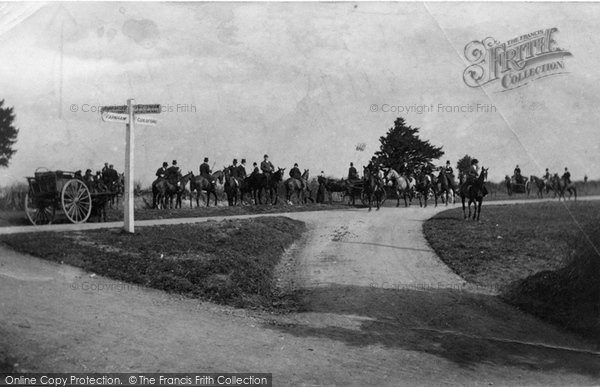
562;167;571;184
443;160;454;177
229;159;243;188
348;162;359;181
289;163;305;189
83;169;94;188
200;157;212;181
166;160;181;185
514;164;523;184
156;162;168;179
239;159;248;179
399;160;410;176
251;162;260;175
460;158;480;193
543;168;551;182
261;154;275;180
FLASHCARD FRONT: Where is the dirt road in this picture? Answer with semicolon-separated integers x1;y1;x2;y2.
1;200;599;385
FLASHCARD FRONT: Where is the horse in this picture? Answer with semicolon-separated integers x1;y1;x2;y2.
190;170;224;207
436;170;457;206
223;168;240;206
529;175;546;198
285;169;312;204
243;168;285;205
152;172;194;209
385;168;413;207
173;172;194;209
552;174;577;201
362;167;384;211
414;171;436;207
460;167;488;221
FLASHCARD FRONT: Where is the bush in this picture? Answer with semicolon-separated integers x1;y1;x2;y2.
0;183;27;210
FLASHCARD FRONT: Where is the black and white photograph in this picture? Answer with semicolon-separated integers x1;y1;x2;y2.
0;1;599;386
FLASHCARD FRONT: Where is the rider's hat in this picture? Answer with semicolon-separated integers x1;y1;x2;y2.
294;163;298;167
204;157;209;162
163;162;168;167
233;158;238;164
446;160;451;164
350;162;353;166
264;154;269;158
471;159;479;165
241;158;246;163
172;160;177;165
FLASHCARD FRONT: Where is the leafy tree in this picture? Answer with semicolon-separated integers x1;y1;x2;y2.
373;117;444;173
0;100;19;167
456;154;473;177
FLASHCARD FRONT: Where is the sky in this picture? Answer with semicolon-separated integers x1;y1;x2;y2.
0;2;599;186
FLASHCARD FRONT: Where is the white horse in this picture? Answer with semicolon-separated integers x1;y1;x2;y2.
385;169;414;207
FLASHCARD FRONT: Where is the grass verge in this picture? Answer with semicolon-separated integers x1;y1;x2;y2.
423;201;600;342
0;216;306;310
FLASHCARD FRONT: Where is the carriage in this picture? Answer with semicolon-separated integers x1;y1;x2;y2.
505;175;530;196
24;168;116;225
342;179;387;205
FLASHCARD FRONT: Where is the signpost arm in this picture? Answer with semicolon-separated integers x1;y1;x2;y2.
124;98;135;233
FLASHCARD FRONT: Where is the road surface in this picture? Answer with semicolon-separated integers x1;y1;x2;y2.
1;199;599;385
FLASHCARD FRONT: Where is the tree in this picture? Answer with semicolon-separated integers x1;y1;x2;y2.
0;100;19;167
373;117;444;173
456;154;472;177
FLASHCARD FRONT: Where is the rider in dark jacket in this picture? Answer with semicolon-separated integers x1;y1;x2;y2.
200;157;212;179
289;163;302;179
156;162;168;179
348;162;358;180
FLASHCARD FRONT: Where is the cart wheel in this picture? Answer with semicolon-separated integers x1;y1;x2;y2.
24;192;55;225
61;179;92;223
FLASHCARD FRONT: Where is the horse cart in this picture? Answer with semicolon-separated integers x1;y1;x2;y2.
343;180;387;206
24;169;114;225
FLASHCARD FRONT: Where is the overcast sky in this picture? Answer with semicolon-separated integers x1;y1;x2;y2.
1;2;599;186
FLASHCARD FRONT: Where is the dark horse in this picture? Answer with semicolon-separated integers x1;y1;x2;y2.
552;173;577;201
152;172;194;209
223;168;239;206
415;171;436;207
529;175;546;198
362;167;384;211
460;167;488;221
190;170;224;207
253;168;285;205
436;169;457;206
285;169;312;204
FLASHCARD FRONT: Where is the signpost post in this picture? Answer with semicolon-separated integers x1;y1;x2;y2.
101;101;161;233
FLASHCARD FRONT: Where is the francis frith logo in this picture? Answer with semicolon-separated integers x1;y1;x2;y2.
463;28;572;91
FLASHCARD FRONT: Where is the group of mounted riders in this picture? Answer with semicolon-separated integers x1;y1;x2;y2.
151;154;311;208
318;157;487;210
76;162;123;195
509;164;577;199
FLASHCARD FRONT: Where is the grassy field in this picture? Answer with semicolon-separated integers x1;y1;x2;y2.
0;216;306;310
423;201;600;342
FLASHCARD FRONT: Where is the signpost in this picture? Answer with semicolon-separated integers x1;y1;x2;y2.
101;101;160;233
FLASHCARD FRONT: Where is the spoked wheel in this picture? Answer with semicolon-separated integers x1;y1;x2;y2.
61;179;92;224
24;192;55;225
